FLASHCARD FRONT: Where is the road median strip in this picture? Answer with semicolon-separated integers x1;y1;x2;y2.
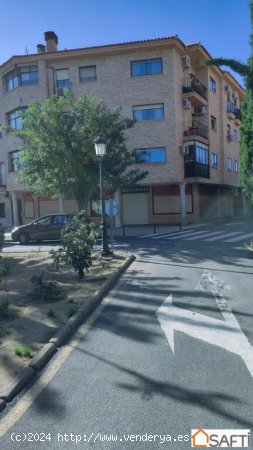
0;253;135;411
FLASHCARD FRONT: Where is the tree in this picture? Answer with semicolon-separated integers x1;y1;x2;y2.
12;94;147;210
204;1;253;206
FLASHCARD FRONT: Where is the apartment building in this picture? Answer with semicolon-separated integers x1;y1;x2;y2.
0;31;245;227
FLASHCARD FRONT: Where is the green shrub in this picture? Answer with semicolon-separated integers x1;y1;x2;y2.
14;346;32;358
31;272;61;302
66;307;77;319
47;309;55;318
50;211;98;279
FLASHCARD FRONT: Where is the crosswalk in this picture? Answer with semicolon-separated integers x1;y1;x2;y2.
152;229;253;244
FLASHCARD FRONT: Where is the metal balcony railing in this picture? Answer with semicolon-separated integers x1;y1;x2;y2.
183;74;208;100
184;120;208;140
227;101;242;120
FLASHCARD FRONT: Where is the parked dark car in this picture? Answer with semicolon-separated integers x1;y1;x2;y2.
11;214;74;244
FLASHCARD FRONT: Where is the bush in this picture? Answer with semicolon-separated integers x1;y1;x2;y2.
66;307;77;319
31;272;61;302
50;211;98;279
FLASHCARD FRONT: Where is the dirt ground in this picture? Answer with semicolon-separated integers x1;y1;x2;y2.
0;251;124;392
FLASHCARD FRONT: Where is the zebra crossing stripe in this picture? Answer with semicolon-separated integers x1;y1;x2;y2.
203;231;242;242
184;231;225;241
224;232;253;243
165;230;209;240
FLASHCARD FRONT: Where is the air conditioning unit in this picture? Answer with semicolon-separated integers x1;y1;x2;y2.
180;144;190;155
182;56;191;69
194;106;207;115
183;98;192;109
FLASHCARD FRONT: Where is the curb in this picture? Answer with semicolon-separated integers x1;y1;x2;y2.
0;253;135;412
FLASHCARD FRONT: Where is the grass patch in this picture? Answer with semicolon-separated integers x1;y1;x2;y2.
14;346;33;358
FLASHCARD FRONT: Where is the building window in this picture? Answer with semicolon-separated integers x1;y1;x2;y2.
0;203;5;218
4;64;38;91
211;115;217;131
209;77;216;92
235;160;238;173
135;147;166;164
227;157;232;172
7;108;27;130
133;104;164;121
56;69;70;90
79;66;96;81
195;142;209;165
234;129;239;143
211;153;218;168
0;163;5;186
10;150;24;172
131;58;162;77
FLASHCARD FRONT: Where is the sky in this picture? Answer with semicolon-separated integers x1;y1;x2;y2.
0;0;250;86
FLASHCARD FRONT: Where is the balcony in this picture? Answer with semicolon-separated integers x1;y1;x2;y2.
184;120;208;141
183;74;208;105
185;162;209;178
227;100;235;120
234;107;242;125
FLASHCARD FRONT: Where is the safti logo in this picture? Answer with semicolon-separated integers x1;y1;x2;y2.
191;429;251;448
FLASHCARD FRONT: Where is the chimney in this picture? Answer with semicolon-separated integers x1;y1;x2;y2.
37;44;46;54
44;31;58;52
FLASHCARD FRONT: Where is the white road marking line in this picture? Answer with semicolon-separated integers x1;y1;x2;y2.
184;231;225;241
224;232;253;242
203;231;242;242
151;229;194;240
165;230;209;240
157;270;253;379
225;222;246;226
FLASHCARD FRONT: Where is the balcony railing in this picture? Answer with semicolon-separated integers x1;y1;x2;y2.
184;120;208;140
185;162;209;178
183;74;208;100
227;101;242;120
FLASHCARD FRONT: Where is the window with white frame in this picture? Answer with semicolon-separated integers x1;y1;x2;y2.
235;160;238;173
227;157;232;172
79;66;96;81
133;104;164;121
209;77;216;92
211;153;218;168
4;64;38;91
0;162;5;186
7;108;27;130
131;58;162;76
56;69;70;89
10;150;24;172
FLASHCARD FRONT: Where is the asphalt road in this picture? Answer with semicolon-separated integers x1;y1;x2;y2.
0;217;253;449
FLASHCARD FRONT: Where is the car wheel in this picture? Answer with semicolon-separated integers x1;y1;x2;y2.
19;233;30;245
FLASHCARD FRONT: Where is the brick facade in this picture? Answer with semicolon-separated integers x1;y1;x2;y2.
0;33;245;227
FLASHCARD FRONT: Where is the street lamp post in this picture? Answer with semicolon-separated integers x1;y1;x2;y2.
94;137;112;257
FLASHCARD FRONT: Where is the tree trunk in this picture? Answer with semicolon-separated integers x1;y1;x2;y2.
78;268;84;279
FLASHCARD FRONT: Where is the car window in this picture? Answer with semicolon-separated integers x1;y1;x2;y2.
52;215;66;225
35;216;52;225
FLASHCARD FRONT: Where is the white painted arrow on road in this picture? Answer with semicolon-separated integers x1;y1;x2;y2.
156;270;253;379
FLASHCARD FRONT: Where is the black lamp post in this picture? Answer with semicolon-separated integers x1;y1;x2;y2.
94;137;111;257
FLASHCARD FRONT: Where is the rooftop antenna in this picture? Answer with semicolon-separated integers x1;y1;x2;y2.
25;46;29;55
